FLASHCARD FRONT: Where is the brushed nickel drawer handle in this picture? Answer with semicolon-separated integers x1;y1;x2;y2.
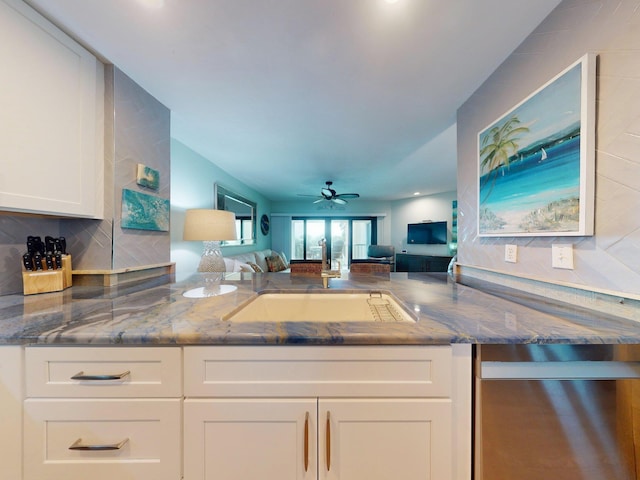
69;437;129;451
71;370;131;381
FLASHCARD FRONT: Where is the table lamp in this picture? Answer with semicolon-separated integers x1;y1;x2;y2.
183;209;237;297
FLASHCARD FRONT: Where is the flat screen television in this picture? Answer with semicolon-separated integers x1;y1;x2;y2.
407;221;447;245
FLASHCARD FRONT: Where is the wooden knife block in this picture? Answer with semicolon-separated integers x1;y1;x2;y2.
22;255;72;295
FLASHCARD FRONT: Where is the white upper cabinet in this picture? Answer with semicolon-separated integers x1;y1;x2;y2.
0;0;104;218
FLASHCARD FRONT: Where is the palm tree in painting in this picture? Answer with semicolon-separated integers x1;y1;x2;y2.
479;115;529;202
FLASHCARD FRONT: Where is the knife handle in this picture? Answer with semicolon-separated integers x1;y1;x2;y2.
55;252;62;270
59;237;67;255
45;236;56;254
23;254;34;272
32;236;44;255
45;253;54;270
33;253;43;270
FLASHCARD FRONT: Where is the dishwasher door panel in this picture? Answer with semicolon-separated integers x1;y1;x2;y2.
475;345;640;480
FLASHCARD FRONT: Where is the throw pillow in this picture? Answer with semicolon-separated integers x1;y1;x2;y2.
266;254;287;272
247;262;264;273
279;251;289;268
237;261;255;273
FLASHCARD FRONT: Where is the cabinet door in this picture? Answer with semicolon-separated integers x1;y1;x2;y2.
395;254;410;272
425;257;452;272
0;346;22;480
0;0;103;218
320;399;452;480
184;398;318;480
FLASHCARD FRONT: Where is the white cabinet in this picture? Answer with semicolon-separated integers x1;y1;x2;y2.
184;345;468;480
15;343;472;480
0;0;104;218
185;398;317;479
23;347;182;480
184;398;451;480
320;399;452;480
0;346;23;480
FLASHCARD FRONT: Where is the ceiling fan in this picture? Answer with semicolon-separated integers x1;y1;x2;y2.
299;181;360;205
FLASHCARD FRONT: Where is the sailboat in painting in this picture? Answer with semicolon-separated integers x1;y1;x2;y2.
540;147;548;161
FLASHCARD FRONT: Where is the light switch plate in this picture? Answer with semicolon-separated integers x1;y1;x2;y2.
552;244;574;269
505;244;518;263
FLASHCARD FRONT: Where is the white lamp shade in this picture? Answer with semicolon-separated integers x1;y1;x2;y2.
183;209;237;241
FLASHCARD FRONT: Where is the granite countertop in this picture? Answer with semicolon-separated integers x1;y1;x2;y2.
1;272;639;346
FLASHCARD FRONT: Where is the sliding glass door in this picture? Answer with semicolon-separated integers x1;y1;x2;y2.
352;219;373;260
330;219;348;270
290;217;376;268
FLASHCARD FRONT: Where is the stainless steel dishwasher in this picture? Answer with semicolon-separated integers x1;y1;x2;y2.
475;344;640;480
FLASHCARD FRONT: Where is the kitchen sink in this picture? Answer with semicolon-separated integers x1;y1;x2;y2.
224;291;416;323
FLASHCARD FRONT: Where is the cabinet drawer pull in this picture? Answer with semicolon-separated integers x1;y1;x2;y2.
304;411;310;472
69;437;129;451
71;370;131;381
326;410;331;471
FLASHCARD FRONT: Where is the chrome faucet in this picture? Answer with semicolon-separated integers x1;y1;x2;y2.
319;238;341;288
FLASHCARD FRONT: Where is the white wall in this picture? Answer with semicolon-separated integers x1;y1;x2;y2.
270;194;458;258
457;0;640;298
170;139;272;281
270;199;393;256
390;192;457;256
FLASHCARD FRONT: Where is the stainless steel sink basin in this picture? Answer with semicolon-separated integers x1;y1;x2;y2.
224;291;416;323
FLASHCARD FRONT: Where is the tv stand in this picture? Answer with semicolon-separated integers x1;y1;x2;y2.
395;253;453;273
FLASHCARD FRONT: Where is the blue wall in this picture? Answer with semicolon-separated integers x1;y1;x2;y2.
170;139;272;281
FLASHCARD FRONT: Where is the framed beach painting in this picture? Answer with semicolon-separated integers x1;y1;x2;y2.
478;53;595;237
121;188;170;232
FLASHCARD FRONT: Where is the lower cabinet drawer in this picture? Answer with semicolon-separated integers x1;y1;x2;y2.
185;345;452;398
25;346;182;398
23;398;181;480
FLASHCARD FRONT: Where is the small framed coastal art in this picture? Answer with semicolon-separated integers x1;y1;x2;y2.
477;53;595;237
121;188;170;231
136;163;160;190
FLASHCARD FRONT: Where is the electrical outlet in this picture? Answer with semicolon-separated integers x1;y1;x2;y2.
552;244;574;269
505;244;518;263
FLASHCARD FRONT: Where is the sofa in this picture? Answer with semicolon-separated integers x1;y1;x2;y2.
223;249;290;273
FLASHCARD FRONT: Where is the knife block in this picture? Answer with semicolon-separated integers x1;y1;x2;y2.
22;255;72;295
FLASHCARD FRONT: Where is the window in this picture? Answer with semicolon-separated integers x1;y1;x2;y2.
291;217;377;268
235;217;254;242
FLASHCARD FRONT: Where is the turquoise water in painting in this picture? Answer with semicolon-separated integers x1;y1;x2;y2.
479;135;580;226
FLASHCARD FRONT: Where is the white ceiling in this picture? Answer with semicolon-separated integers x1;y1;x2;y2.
26;0;561;202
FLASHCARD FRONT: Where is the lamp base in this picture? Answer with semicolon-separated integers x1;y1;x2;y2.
197;241;226;272
183;272;237;298
183;284;237;298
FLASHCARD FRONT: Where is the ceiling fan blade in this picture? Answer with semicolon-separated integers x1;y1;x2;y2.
313;198;326;204
332;198;347;205
336;193;359;199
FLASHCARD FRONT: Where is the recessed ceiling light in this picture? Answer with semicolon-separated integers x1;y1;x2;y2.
413;192;420;196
